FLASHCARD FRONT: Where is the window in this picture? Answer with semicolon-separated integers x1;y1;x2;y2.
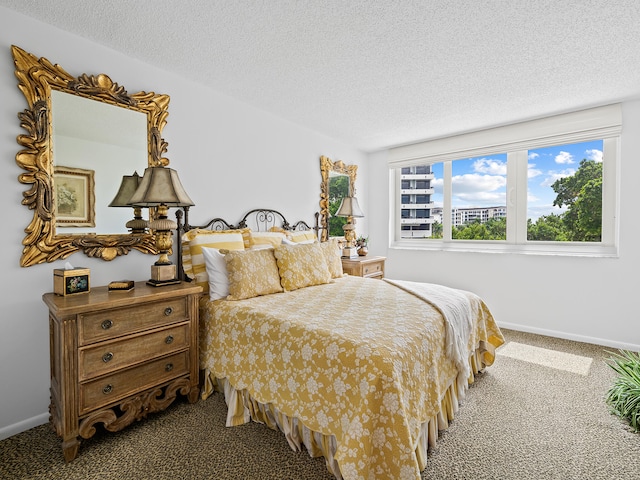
527;140;604;242
388;105;621;256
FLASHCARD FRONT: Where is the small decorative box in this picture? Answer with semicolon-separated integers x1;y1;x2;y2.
108;280;135;292
53;267;90;296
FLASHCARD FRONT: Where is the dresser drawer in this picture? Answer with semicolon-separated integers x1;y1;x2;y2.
79;351;189;414
78;298;187;345
79;323;189;381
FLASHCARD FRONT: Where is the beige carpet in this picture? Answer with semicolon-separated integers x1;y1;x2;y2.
0;328;638;480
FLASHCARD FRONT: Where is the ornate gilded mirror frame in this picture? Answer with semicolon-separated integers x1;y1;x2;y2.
319;155;357;241
12;45;169;267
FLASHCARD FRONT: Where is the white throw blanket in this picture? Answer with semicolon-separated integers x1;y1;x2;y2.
384;278;474;398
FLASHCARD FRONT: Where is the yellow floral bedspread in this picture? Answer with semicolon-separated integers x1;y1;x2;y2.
200;275;504;480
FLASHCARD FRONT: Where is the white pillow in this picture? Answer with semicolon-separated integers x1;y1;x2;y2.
201;247;229;300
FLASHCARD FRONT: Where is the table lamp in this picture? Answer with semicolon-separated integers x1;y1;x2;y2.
335;196;364;259
128;166;194;286
108;171;148;234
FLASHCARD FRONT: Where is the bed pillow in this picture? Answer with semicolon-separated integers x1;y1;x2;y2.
182;227;251;258
181;229;245;293
319;239;344;278
201;247;231;300
249;230;287;249
224;248;284;300
273;242;332;291
288;230;317;243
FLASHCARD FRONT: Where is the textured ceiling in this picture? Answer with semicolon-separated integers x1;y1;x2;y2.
3;0;640;152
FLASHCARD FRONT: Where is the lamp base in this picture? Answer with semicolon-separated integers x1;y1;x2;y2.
147;264;180;287
341;246;359;259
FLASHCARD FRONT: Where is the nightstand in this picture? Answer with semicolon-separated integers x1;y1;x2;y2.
42;281;202;462
341;255;386;279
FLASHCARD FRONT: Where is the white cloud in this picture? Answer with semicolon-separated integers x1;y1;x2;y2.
452;173;506;193
528;152;539;160
585;149;603;162
540;168;575;187
456;191;505;204
472;158;507;175
555;151;574;164
452;173;506;206
431;177;443;195
528;163;542;179
527;204;567;221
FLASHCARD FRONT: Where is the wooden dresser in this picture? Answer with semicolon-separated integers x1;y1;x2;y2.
42;281;202;462
341;255;386;279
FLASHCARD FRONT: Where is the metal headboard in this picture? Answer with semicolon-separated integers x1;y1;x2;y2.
175;207;320;281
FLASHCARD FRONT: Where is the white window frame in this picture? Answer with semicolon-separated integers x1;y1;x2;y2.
388;104;621;257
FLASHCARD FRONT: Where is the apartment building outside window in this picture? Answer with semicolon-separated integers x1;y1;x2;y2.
400;165;435;238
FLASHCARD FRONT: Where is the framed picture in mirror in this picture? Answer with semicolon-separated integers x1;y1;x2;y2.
54;166;96;227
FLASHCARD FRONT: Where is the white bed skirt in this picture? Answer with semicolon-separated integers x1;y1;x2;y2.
203;345;490;479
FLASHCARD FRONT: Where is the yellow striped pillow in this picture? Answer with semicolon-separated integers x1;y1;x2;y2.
289;230;317;243
181;229;245;293
249;230;286;249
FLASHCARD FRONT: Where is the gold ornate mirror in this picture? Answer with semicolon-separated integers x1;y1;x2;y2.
319;155;357;241
12;45;170;267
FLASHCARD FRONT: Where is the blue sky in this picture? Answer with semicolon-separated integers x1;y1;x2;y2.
430;139;603;221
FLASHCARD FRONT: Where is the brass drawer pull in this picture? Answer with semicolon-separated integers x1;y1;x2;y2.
102;384;113;395
102;352;113;363
165;363;174;372
164;307;173;316
165;335;174;344
101;319;113;330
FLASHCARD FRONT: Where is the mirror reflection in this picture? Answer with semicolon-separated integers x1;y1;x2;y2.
318;155;357;241
51;90;148;234
328;172;350;237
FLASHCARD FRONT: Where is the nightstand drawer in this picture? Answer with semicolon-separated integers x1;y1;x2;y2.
363;263;382;277
79;322;190;381
79;351;189;414
78;298;187;345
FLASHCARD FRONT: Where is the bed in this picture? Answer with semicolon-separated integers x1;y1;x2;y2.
176;208;504;480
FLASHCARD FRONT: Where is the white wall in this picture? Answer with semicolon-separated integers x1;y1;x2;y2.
0;7;366;439
367;101;640;353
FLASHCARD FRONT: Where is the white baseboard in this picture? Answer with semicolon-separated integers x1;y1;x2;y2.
498;321;640;352
0;412;49;441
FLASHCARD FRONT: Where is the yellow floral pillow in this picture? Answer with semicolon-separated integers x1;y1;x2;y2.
273;243;332;291
181;229;246;293
224;248;284;300
319;239;344;278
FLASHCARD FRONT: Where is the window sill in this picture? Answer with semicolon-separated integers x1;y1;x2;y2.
390;239;619;258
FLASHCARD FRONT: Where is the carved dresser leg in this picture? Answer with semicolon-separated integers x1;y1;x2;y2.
62;437;80;463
